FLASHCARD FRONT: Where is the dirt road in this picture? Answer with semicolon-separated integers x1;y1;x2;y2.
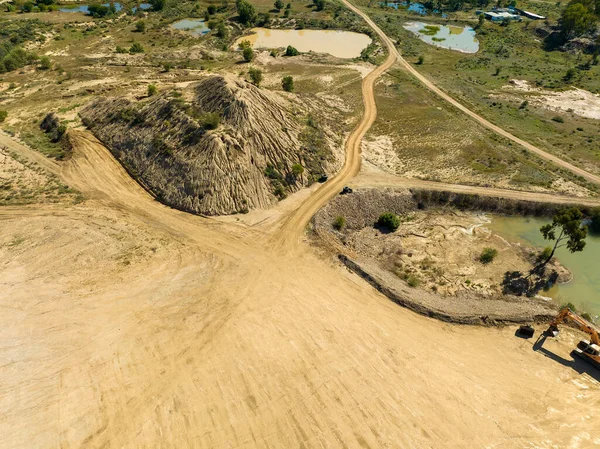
341;0;600;186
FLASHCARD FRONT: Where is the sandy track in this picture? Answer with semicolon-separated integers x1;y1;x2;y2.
1;6;600;449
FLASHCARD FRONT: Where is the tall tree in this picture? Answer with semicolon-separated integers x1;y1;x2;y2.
236;0;257;25
538;208;587;268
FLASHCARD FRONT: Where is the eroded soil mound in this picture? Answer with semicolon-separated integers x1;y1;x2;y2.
80;75;337;215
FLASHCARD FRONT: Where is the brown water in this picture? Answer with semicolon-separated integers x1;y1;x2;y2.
233;28;372;59
488;215;600;316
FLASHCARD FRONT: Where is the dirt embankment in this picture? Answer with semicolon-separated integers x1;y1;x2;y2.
313;188;563;325
80;75;341;216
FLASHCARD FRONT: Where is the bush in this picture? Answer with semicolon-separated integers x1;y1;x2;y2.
135;21;146;32
407;274;420;288
537;246;553;263
333;216;346;230
242;46;254;62
129;42;144;53
0;110;7;123
162;62;172;72
147;84;157;96
201;112;220;130
281;75;294;92
38;56;51;70
207;4;216;14
376;213;400;232
274;0;284;10
479;247;498;264
248;67;262;86
149;0;165;10
116;46;128;53
589;208;600;234
285;45;299;56
216;21;228;38
417;55;424;65
291;163;304;177
314;0;325;10
551;115;564;123
236;0;257;26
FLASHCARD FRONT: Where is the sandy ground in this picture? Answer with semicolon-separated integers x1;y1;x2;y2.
502;80;600;120
2;130;600;449
2;2;600;447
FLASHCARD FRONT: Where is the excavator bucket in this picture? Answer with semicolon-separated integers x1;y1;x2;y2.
517;325;535;338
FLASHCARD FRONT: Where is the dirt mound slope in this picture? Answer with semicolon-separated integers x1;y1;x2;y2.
80;75;337;215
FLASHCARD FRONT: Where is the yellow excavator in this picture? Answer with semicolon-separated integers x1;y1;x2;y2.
547;308;600;369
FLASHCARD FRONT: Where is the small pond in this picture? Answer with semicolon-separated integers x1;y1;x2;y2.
403;22;479;53
59;2;122;13
488;215;600;317
170;19;211;36
233;28;372;59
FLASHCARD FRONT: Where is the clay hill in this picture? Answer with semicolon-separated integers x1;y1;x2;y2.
80;75;337;215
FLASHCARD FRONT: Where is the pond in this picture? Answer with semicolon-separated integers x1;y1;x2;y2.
233;28;372;59
487;215;600;317
403;22;479;53
58;2;122;13
170;19;211;36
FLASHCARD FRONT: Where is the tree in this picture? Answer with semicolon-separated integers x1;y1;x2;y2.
149;0;165;11
477;13;485;28
39;56;51;70
281;75;294;92
88;4;110;17
129;42;144;53
561;2;597;38
148;84;157;96
285;45;299;56
236;0;257;25
242;46;254;62
0;110;7;123
417;55;424;64
274;0;284;10
376;213;400;232
314;0;325;10
21;2;34;12
590;208;600;234
538;208;587;268
135;21;146;32
207;4;216;14
216;21;228;38
248;67;263;86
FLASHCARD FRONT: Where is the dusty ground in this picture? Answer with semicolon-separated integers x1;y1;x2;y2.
2;128;600;449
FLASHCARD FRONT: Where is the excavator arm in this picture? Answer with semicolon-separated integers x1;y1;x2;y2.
550;308;600;345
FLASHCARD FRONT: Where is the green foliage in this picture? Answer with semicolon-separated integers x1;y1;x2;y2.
207;4;216;14
561;1;598;38
0;21;44;73
147;84;157;96
274;0;284;10
551;115;565;123
479;247;498;264
537;246;553;262
116;45;128;53
291;163;304;177
314;0;325;10
417;55;424;65
162;62;172;72
242;46;254;62
201;112;220;130
135;21;146;32
376;213;400;232
539;208;587;265
38;56;51;70
236;0;257;26
281;75;294;92
333;215;346;230
248;67;262;86
149;0;165;11
407;274;420;288
0;110;7;123
216;21;228;38
238;39;251;50
285;45;299;56
564;67;577;81
129;42;144;53
88;4;112;18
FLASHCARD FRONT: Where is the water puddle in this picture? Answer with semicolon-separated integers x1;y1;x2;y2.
233;28;372;59
487;215;600;316
170;19;211;36
403;21;479;53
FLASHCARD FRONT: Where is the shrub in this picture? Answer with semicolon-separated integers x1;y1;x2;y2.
242;46;254;62
281;75;294;92
38;56;51;70
376;213;400;232
135;21;146;32
216;21;228;38
129;42;144;53
274;0;284;10
285;45;299;56
589;208;600;234
314;0;325;10
116;46;128;53
162;62;172;72
407;274;420;288
564;67;577;81
149;0;165;11
0;110;7;123
207;4;216;14
333;216;346;230
236;0;257;26
479;247;498;264
248;67;262;86
291;163;304;177
551;115;564;123
147;84;157;96
201;112;221;130
417;55;424;65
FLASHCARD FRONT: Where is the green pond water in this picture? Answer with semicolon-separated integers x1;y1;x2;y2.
488;215;600;316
